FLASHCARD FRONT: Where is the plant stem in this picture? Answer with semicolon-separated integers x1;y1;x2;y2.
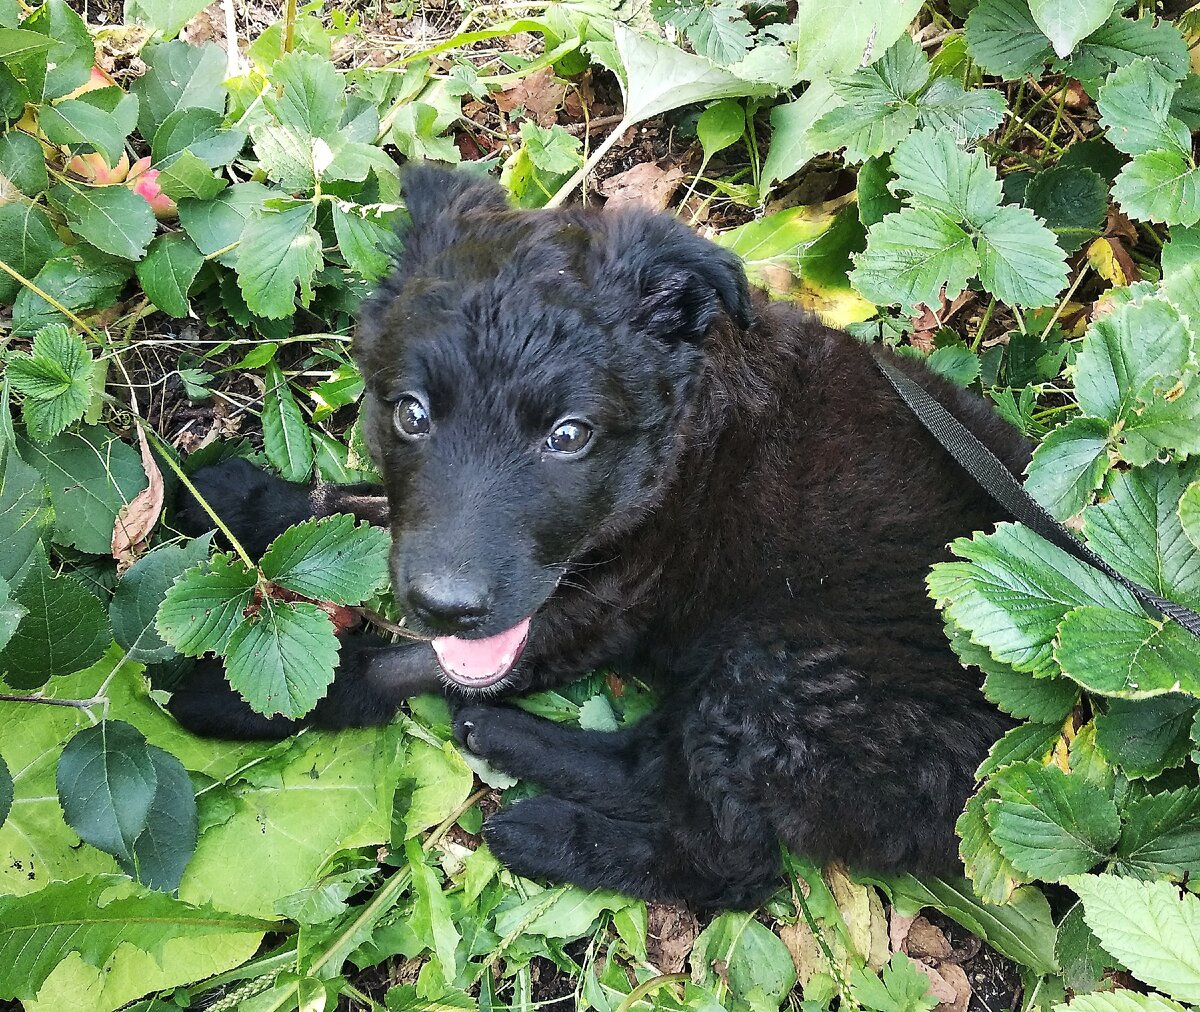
0;257;100;338
613;973;689;1012
282;0;297;53
547;116;632;207
0;693;105;710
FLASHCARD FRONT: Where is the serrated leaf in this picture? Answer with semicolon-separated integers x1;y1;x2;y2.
1030;0;1116;59
1098;58;1189;157
982;668;1079;723
850;953;937;1012
0;577;22;655
917;77;1006;142
65;184;157;261
890;129;1002;223
130;40;227;141
1114;787;1200;879
56;720;157;863
38;98;128;167
111;536;212;662
925;345;980;387
155;553;259;656
0;452;49;585
1055;992;1189;1012
1055;903;1119;995
11;250;131;337
1181;480;1200;553
125;0;214;40
965;0;1054;79
1113;150;1200;227
851;207;978;308
155;149;227;201
1161;224;1200;322
1094;695;1197;777
136;233;204;318
251;121;319;190
0;130;48;196
21;424;147;554
0;25;53;60
7;324;94;443
260;514;390;605
1023;165;1109;252
20;0;92;101
958;786;1025;902
929;522;1139;675
223;597;338;717
151;106;245;167
517;121;582;174
236;204;322;319
264;50;344;138
0;203;64;304
1026;417;1111;521
1070;14;1190;90
1055;606;1200;697
985;760;1120;880
976;204;1069;307
1069;874;1200;1003
178;181;271;267
119;745;198;891
331;205;394;282
261;361;313;482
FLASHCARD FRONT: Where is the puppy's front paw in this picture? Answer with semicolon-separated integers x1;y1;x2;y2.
452;704;507;758
482;796;577;878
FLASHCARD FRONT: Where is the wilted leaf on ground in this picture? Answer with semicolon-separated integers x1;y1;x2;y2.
111;422;165;570
598;162;685;211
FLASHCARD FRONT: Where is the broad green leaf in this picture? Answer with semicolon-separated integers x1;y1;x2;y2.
786;0;923;79
1069;874;1200;1003
1030;0;1116;59
691;911;797;1009
38;98;129;166
1114;787;1200;879
406;838;460;983
1071;14;1189;85
850;953;937;1012
264;50;344;137
119;745;198;891
21;424;147;554
1083;462;1200;608
697;99;744;160
129;40;227;141
965;0;1053;79
56;720;156;863
978;721;1064;779
0;203;64;304
1023;164;1109;252
925;345;980;387
889;128;1002;223
0;451;49;584
64;185;157;261
1055;992;1189;1012
957;787;1025;903
155;149;227;201
262;361;314;482
916;77;1006;142
1113;150;1200;227
236;203;322;319
0;130;48;196
975;204;1069;308
151;106;245;167
518;121;582;174
331;204;394;282
0;875;267;1004
0;754;11;830
1056;606;1200;697
760;79;839;192
251;121;319;191
0;576;22;655
260;514;389;605
19;0;92;100
929;522;1139;675
982;668;1078;723
1161;224;1200;321
0;25;53;60
850;207;978;309
657;1;754;65
1055;903;1119;994
1098;58;1188;157
110;536;212;662
857;155;902;227
124;0;213;39
6;324;94;443
1181;480;1200;553
395;738;475;839
0;547;109;688
11;250;132;337
178;181;271;267
155;553;258;656
497;885;631;939
1094;695;1197;777
135;233;203;318
1025;417;1111;520
223;598;338;717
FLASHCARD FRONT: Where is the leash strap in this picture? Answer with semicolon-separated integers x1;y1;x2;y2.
869;345;1200;638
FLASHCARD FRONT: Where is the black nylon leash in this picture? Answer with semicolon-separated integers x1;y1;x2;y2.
869;344;1200;638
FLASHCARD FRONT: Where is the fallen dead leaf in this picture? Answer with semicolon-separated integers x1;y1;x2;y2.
1105;206;1138;244
112;421;165;572
903;917;954;961
494;67;566;126
647;903;699;973
931;960;972;1012
780;918;834;987
889;910;917;953
598;162;686;211
913;962;959;1006
1087;236;1139;287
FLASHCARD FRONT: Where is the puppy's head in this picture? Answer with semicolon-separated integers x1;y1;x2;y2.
353;166;750;691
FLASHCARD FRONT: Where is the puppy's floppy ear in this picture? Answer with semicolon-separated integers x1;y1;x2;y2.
401;164;509;228
604;211;753;342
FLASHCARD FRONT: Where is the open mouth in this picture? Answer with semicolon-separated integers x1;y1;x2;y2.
431;617;531;688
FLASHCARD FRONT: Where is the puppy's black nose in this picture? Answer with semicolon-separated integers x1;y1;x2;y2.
406;573;491;633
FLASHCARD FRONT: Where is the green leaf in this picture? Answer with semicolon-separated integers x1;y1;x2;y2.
56;720;156;864
394;738;474;839
0;130;48;196
130;40;227;141
120;745;198;891
761;80;840;192
916;77;1006;142
1181;480;1200;553
64;184;157;261
136;233;204;318
11;250;131;337
850;953;938;1012
691;911;797;1009
110;535;212;662
236;203;322;320
1023;164;1109;252
19;0;92;100
0;754;12;830
785;0;924;80
223;598;338;718
262;360;314;482
0;546;109;688
975;204;1069;307
697;99;744;160
498;885;631;939
1055;606;1200;697
1055;903;1119;994
38;98;129;166
1030;0;1116;59
251;121;319;190
518;120;582;174
957;786;1025;902
124;0;213;39
965;0;1054;79
260;514;390;605
925;345;981;387
0;202;64;304
985;760;1120;880
0;25;53;60
1069;14;1190;86
331;204;394;282
155;149;228;201
1094;695;1197;777
929;522;1139;676
264;50;344;137
1068;874;1200;1003
1026;417;1111;521
0;577;18;656
152;106;245;167
982;668;1079;723
1113;150;1200;227
1161;224;1200;322
0;875;267;1004
0;451;49;585
7;324;94;443
406;838;460;984
1114;787;1200;880
21;424;147;554
155;553;258;656
890;128;1003;223
1054;992;1190;1012
178;181;271;267
858;155;902;228
1098;58;1189;157
851;207;978;308
978;721;1063;779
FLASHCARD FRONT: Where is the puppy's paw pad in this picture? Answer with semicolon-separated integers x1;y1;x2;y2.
451;705;507;755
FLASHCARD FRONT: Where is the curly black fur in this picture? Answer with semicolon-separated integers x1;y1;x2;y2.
171;165;1028;909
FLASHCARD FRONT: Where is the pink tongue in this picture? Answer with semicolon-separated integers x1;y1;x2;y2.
431;617;531;687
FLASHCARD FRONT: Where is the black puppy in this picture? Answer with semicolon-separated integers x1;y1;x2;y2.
172;166;1027;908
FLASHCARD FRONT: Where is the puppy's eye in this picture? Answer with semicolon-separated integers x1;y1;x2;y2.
393;394;431;438
546;420;592;454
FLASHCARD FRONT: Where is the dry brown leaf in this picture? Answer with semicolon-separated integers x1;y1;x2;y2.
779;918;845;987
494;67;566;126
599;162;685;212
903;917;954;960
112;421;165;572
931;960;971;1012
913;962;960;1006
1105;206;1138;243
890;910;917;953
647;904;699;973
1087;237;1139;287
